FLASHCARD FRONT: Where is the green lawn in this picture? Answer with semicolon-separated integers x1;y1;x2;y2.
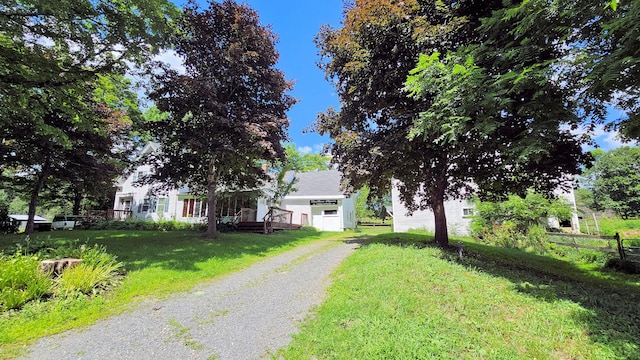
0;228;358;359
277;233;640;360
3;229;639;359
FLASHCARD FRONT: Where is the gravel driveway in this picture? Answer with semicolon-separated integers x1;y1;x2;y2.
21;237;361;360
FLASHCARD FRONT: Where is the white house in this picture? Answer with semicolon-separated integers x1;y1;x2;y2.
391;180;580;236
112;144;356;231
112;143;220;224
258;170;357;232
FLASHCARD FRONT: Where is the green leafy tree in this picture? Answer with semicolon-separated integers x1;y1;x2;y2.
491;0;639;140
354;186;373;221
0;0;179;232
146;0;295;238
567;0;640;140
581;147;640;219
284;144;330;173
3;84;133;232
315;0;587;247
472;192;573;234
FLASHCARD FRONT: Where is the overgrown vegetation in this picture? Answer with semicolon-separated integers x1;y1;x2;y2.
0;240;122;312
470;192;572;252
278;233;640;359
80;218;208;232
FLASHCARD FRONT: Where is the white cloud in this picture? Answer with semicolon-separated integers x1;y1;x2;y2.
297;146;313;154
155;49;185;74
585;124;630;151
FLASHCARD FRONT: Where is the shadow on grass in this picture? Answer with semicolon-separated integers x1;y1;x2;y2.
361;232;640;359
0;229;326;273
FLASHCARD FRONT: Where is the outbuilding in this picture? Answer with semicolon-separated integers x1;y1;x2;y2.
257;170;357;232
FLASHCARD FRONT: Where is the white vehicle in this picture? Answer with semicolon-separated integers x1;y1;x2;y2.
52;215;84;230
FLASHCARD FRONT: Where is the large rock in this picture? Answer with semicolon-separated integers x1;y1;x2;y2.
39;258;83;276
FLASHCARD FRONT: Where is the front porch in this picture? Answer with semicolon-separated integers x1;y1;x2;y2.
231;207;308;234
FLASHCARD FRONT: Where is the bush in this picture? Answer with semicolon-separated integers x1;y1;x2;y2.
0;254;53;311
41;243;124;296
475;222;548;252
1;241;124;310
81;218;206;231
55;260;122;296
0;206;18;234
605;258;640;274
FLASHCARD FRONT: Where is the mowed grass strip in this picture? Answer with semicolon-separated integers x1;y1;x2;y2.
0;229;356;359
278;233;640;360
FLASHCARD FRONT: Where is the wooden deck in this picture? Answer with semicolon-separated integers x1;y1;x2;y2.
236;221;302;234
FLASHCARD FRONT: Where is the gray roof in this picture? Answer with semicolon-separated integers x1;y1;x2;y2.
287;170;345;197
9;214;48;221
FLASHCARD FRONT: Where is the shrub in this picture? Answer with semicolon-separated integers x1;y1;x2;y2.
55;261;122;296
81;218;206;231
605;258;640;274
475;222;548;252
0;254;53;311
54;244;123;296
0;209;18;234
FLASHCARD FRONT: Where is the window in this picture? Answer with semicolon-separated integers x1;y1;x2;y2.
139;198;157;213
324;209;338;216
132;170;148;182
182;199;208;217
462;208;474;217
157;198;169;215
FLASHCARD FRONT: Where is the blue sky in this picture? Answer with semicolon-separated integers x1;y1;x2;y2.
166;0;345;154
165;1;633;153
244;0;345;154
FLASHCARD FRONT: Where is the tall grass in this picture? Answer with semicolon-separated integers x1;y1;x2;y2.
278;233;640;359
0;254;52;311
592;217;640;236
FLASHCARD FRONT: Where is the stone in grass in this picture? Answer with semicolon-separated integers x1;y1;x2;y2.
39;258;83;276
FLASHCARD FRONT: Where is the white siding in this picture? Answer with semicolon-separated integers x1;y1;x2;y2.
391;181;475;236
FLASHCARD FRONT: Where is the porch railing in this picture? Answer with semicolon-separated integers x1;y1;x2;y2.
87;209;133;221
262;207;294;234
233;208;257;224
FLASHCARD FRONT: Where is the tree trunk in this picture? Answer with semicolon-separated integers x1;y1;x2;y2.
204;158;218;238
430;172;449;248
72;188;83;215
26;158;51;234
431;195;449;247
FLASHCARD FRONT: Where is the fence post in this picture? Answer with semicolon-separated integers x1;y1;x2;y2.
592;213;600;235
615;232;626;261
583;217;590;235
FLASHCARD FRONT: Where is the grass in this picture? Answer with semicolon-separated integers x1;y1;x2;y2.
4;227;639;359
277;232;640;359
0;228;358;359
589;217;640;236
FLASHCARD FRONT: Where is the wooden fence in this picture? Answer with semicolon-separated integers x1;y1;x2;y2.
546;232;640;262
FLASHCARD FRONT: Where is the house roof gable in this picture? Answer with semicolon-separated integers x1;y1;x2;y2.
287;170;345;198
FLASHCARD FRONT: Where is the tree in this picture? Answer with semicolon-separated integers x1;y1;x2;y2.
581;147;640;219
472;191;573;234
146;0;295;238
284;144;330;172
567;0;640;140
2;80;133;233
315;0;588;247
0;0;179;232
488;0;639;140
